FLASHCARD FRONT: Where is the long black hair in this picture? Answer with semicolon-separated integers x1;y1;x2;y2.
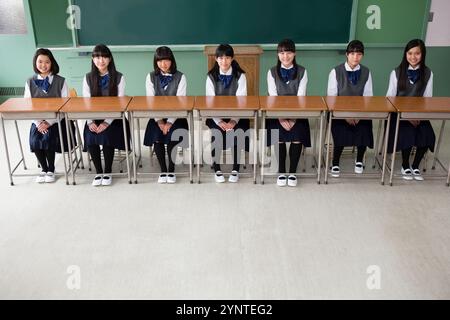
397;39;428;92
88;44;119;96
153;46;177;75
276;39;298;79
33;48;59;75
207;44;245;81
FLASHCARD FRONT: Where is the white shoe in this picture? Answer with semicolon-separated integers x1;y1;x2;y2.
412;168;424;181
354;162;364;174
101;174;112;186
92;174;103;186
215;171;225;183
228;170;239;183
331;166;340;177
401;167;413;181
167;174;176;184
36;172;46;183
158;174;167;184
287;175;297;187
45;172;56;183
277;175;287;187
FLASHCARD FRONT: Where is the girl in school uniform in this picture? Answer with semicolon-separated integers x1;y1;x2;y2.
267;39;311;187
25;48;73;183
143;46;188;184
386;39;434;181
83;44;128;186
206;44;249;183
327;40;374;177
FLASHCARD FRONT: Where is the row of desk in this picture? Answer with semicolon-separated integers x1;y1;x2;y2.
1;96;450;186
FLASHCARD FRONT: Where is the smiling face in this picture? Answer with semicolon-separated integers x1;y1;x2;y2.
92;55;111;74
36;54;51;77
346;51;363;69
216;55;233;73
157;59;172;73
406;46;422;68
278;50;296;68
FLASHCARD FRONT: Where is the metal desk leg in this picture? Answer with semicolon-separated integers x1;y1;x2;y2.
381;114;391;185
372;120;382;169
74;120;85;169
253;111;258;184
446;161;450;187
137;118;142;168
65;115;75;185
260;111;266;185
188;111;194;184
432;120;445;170
57;113;69;185
324;113;333;184
312;118;318;169
197;114;202;183
129;112;137;184
317;112;324;184
122;114;131;184
14;120;27;170
1;117;14;185
389;113;401;186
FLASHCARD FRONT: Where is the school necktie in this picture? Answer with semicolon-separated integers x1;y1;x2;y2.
280;67;295;83
346;69;361;85
218;74;233;89
99;74;110;90
407;69;420;84
34;77;50;93
159;74;173;89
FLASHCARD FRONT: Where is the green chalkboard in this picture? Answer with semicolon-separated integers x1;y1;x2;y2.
29;0;73;47
355;0;430;46
29;0;354;47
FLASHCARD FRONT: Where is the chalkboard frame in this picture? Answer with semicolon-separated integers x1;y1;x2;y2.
29;0;360;50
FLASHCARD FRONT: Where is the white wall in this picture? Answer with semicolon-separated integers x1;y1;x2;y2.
426;0;450;46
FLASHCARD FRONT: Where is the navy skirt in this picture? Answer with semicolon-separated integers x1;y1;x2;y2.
331;119;374;148
266;119;311;147
143;118;189;147
387;113;435;153
205;118;250;152
29;119;76;153
83;119;130;151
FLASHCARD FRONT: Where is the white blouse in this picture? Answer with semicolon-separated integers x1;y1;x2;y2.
24;73;69;126
145;72;187;124
205;67;247;125
82;74;126;125
327;62;373;97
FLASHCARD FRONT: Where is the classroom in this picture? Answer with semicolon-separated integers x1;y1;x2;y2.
0;0;449;301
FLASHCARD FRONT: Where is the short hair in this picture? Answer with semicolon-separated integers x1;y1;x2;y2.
346;40;365;54
277;39;296;53
33;48;59;75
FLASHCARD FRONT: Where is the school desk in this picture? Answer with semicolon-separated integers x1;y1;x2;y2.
387;97;450;186
324;96;396;185
259;96;327;184
127;96;195;183
194;96;260;183
60;97;132;185
0;97;74;185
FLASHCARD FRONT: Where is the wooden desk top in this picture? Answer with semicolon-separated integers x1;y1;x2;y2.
387;97;450;113
0;97;69;113
60;97;131;113
194;96;260;110
325;96;396;112
259;96;327;111
127;96;194;111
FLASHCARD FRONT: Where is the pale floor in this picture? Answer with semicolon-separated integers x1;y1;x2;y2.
0;120;450;299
